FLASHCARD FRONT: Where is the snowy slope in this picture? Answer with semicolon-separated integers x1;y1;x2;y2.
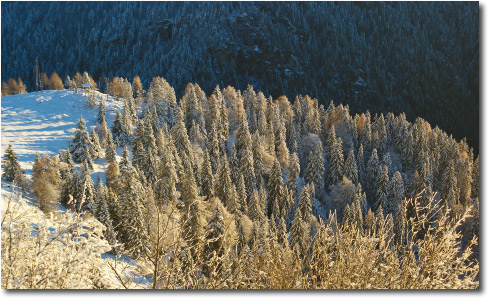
1;90;123;179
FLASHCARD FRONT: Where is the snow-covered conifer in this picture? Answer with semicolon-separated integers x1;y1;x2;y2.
2;144;23;182
326;136;344;187
111;110;129;146
267;159;284;218
387;171;404;217
343;147;358;184
70;115;94;163
90;127;102;159
297;184;312;223
305;141;325;194
201;149;215;199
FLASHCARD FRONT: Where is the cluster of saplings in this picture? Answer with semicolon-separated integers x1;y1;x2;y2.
2;75;479;288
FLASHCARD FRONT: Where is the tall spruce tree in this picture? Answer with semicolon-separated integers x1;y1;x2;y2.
2;144;23;182
343;147;359;185
267;159;284;218
305;141;325;195
70;115;93;163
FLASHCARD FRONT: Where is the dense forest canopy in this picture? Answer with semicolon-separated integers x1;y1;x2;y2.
1;1;479;151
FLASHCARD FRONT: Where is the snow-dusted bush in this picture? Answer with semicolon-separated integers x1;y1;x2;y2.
1;192;124;289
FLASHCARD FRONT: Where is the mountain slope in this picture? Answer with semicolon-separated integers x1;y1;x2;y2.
1;90;122;178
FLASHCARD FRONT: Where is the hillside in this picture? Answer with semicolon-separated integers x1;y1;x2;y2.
1;90;123;179
0;83;479;289
1;1;479;152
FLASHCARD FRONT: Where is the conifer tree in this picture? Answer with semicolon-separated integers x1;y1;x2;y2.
76;160;95;213
105;158;120;191
240;141;257;202
94;183;117;246
305;141;325;194
70;115;93;163
442;161;459;208
326;136;344;187
226;183;240;214
366;148;380;198
252;133;264;180
116;147;151;255
97;98;106;124
457;153;473;206
112;110;129;146
290;209;308;256
357;143;365;184
285;152;300;203
288;120;299;153
267;159;284;218
60;150;77;206
472;156;479;199
171;107;192;159
90;127;102;159
325;124;337;160
147;76;177;128
343;147;358;184
249;189;264;222
394;201;407;246
401;131;414;170
216;156;233;209
105;131;117;163
237;173;248;210
386;171;404;217
228;143;240;183
158;143;179;206
132;75;144;104
297;184;313;223
203;203;226;276
2;144;23;182
201;149;215;199
207;120;221;173
375;165;389;211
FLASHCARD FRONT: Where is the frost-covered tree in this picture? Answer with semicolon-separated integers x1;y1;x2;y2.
90;127;102;159
366;148;380;198
171;107;192;159
297;184;313;223
285;152;300;203
441;161;459;208
147;76;177;128
386;171;404;217
267;159;284;218
343;147;358;185
472;156;479;199
203;203;226;276
252;133;265;180
206;120;221;173
289;209;308;256
357;143;365;184
157;142;179;206
228;143;239;182
60;150;77;206
326;136;344;187
375;165;389;212
201;149;215;199
70;116;93;163
215;156;233;209
32;154;61;213
112;110;129;146
249;189;264;222
305;141;325;195
105;131;117;163
2;144;23;183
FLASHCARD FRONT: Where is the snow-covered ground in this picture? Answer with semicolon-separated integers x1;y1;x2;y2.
1;89;123;180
